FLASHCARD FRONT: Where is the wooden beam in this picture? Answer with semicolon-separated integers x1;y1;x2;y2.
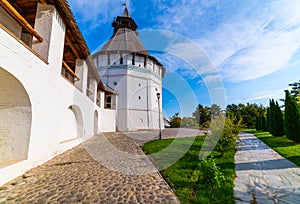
65;35;81;59
0;0;43;42
62;61;80;80
0;22;49;64
39;0;47;4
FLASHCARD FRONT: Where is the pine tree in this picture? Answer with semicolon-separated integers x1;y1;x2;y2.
284;91;300;142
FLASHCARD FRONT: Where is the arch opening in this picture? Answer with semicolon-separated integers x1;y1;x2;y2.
59;105;83;142
94;110;99;134
0;68;32;168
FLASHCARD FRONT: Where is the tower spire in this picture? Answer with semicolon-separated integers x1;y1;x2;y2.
122;3;130;17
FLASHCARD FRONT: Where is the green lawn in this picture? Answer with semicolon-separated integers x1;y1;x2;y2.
253;131;300;167
143;136;235;204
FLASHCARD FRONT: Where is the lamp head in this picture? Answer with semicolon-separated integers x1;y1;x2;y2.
156;92;160;99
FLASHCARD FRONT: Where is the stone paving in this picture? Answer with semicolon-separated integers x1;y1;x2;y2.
234;133;300;204
0;128;201;204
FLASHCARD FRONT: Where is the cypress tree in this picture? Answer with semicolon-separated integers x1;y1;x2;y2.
269;99;276;135
273;101;284;136
267;107;270;131
284;90;300;142
256;116;260;130
261;114;267;131
258;114;263;131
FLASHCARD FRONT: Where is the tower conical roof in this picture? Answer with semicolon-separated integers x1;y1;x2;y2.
100;5;149;56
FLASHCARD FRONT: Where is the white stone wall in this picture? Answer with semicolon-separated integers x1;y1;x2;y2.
0;69;31;163
0;5;116;185
95;59;163;131
100;109;116;132
94;52;164;78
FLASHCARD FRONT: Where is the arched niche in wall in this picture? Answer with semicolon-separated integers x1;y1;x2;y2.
59;105;83;142
0;67;32;168
94;110;99;134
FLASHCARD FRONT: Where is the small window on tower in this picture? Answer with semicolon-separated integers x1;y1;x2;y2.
144;56;147;67
120;53;123;65
113;81;118;86
132;53;135;65
138;96;141;100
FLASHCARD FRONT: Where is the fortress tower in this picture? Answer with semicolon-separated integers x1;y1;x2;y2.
93;5;165;131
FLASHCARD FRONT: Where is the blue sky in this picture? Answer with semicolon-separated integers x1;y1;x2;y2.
69;0;300;118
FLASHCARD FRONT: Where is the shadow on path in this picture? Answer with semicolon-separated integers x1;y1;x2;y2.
234;133;300;204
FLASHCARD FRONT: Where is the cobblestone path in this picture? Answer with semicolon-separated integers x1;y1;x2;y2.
234;133;300;204
0;128;201;204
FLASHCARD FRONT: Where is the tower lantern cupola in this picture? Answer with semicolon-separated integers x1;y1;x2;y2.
112;4;138;33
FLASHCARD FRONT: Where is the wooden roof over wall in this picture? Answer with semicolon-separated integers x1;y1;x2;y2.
6;0;100;82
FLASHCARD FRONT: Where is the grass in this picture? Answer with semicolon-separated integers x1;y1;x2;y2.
143;136;236;204
252;131;300;167
240;128;256;133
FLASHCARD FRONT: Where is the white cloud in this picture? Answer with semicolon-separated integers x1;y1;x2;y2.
202;74;220;83
164;40;215;75
152;0;300;83
240;88;286;104
153;0;219;35
69;0;132;27
69;0;300;84
145;32;217;79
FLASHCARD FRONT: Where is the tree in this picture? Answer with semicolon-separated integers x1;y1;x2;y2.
284;91;300;142
266;107;270;131
260;114;267;131
192;104;211;126
274;101;284;136
210;116;238;156
289;80;300;102
256;116;260;130
267;99;284;136
280;80;300;105
226;104;242;124
211;104;222;118
268;99;276;135
227;103;265;129
169;113;182;128
181;117;196;127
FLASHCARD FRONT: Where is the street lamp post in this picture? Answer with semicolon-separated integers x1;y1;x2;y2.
156;92;162;140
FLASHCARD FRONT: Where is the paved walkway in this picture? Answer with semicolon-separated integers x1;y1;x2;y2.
0;128;201;204
234;133;300;204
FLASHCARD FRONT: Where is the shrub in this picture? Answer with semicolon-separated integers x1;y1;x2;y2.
212;116;238;155
169;113;182;128
191;158;225;189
